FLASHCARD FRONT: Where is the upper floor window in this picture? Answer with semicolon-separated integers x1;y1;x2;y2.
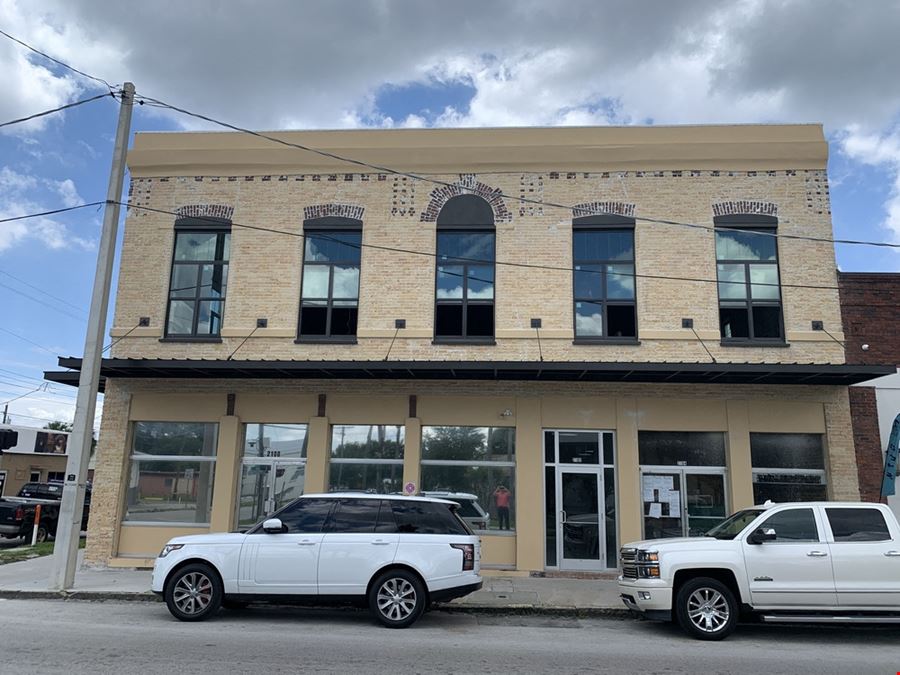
434;195;495;342
715;215;783;342
298;217;362;341
572;216;636;341
165;219;231;338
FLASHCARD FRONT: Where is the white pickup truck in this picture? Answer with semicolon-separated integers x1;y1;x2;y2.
618;501;900;640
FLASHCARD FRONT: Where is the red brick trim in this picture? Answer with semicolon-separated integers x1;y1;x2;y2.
303;203;365;221
712;200;778;218
420;174;512;223
849;386;885;503
176;204;234;221
572;201;635;218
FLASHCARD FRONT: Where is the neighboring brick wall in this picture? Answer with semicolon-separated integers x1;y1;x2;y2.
113;168;845;365
848;386;884;502
838;272;899;504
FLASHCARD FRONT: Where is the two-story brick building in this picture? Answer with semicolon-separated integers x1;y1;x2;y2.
46;124;891;571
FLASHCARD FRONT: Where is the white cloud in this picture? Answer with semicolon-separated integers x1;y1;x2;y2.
840;126;900;244
50;178;83;207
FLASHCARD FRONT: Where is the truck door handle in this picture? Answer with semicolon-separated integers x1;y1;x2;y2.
885;550;900;557
807;550;828;557
297;540;317;546
371;540;391;546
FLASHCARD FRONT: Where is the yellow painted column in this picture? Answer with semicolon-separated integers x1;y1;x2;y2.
209;415;241;532
515;397;542;572
305;416;331;493
725;399;754;511
403;417;422;493
616;398;642;545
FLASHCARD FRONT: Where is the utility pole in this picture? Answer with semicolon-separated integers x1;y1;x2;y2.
49;83;134;590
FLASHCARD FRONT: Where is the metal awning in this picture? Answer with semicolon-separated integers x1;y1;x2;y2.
44;357;895;393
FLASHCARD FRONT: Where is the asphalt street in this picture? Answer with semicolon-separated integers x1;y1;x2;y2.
0;598;897;674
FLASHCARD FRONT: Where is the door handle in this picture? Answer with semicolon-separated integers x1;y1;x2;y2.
371;540;391;546
560;510;567;523
806;550;828;557
885;550;900;557
297;540;317;546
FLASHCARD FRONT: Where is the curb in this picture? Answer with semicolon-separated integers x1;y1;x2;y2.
0;589;634;618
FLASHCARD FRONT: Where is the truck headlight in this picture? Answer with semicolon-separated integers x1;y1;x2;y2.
159;544;184;558
638;550;659;563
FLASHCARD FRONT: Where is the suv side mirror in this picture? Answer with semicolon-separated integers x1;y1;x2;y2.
262;518;285;534
747;527;777;545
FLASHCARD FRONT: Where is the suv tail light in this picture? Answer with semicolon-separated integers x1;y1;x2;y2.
450;543;475;571
14;506;24;521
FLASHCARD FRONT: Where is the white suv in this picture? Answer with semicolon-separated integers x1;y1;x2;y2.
152;494;482;628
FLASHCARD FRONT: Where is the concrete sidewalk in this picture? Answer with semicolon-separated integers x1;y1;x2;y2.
0;550;628;615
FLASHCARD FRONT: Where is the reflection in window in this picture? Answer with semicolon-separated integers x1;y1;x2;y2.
572;226;636;339
125;422;218;524
328;425;404;494
751;433;827;504
638;431;726;466
420;426;515;533
166;228;230;337
714;217;783;341
299;226;362;339
434;195;495;340
243;423;309;459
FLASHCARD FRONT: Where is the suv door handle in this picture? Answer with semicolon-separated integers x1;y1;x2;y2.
885;550;900;557
807;550;828;557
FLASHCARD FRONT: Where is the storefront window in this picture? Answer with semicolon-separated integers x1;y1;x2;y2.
420;426;516;533
751;433;827;503
328;425;404;494
638;431;726;466
124;422;218;525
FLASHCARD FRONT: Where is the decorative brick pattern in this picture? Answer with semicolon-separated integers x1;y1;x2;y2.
519;174;544;217
176;204;235;221
572;201;636;219
391;176;416;217
420;174;512;223
711;200;778;218
805;170;831;215
302;203;365;221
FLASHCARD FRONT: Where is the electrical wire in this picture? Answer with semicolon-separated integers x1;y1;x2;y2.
0;270;86;315
0;28;116;92
0;281;87;322
136;93;900;251
0;326;62;356
0;92;112;129
0;202;106;224
120;201;842;292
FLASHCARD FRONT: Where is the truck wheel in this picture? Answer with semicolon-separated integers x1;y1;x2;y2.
675;577;737;641
368;569;426;628
35;525;49;544
164;563;223;622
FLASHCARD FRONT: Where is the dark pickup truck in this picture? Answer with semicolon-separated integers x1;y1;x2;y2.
0;482;91;543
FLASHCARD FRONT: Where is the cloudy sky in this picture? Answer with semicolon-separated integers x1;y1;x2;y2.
1;0;899;428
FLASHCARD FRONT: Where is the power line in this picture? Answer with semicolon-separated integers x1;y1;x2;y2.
0;28;115;91
121;201;842;292
136;93;900;251
0;326;61;356
0;270;86;314
0;202;106;224
0;92;111;129
0;281;87;322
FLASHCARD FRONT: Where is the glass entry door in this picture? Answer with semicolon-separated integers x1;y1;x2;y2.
557;467;606;570
641;469;727;539
236;460;306;530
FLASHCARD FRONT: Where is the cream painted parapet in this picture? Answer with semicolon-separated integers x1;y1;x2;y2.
725;400;754;511
616;398;641;545
403;417;421;493
514;397;541;572
305;416;330;493
209;415;242;533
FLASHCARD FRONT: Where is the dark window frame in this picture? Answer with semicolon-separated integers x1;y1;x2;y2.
164;219;231;339
714;215;785;344
571;216;637;343
296;217;363;343
433;196;496;344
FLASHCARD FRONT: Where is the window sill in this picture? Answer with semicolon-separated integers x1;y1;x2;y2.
294;337;358;345
159;337;223;344
573;338;641;346
432;338;497;346
719;340;790;348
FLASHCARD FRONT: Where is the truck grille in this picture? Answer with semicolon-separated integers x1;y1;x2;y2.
622;566;638;580
620;547;639;579
620;547;637;564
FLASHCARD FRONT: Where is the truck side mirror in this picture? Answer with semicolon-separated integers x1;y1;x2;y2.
262;518;285;533
747;527;777;545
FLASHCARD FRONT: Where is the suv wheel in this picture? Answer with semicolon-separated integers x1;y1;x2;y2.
164;563;223;622
369;569;426;628
675;577;737;641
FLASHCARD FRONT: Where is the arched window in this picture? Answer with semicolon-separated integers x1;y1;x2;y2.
572;214;637;341
434;195;495;342
298;216;362;341
714;214;784;342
